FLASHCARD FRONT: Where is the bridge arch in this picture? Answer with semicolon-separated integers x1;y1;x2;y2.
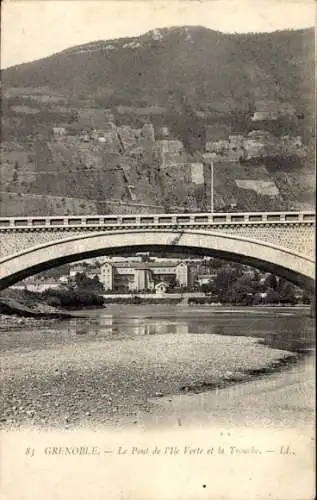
0;229;315;292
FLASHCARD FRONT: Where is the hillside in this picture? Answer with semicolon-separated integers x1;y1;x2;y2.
3;26;314;115
0;26;315;216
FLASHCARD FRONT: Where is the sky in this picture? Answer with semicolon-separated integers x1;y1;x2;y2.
1;0;315;68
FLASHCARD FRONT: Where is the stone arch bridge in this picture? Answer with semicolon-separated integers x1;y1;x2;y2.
0;211;315;292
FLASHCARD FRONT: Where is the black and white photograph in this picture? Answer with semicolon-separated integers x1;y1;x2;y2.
0;1;315;498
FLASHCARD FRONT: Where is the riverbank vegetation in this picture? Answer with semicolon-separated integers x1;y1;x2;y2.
196;267;311;306
0;272;105;315
40;272;105;309
0;289;72;318
103;296;182;305
42;289;104;309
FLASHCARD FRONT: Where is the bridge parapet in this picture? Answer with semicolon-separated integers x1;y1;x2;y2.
0;211;315;230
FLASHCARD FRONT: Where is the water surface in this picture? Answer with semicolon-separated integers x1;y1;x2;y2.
1;304;314;354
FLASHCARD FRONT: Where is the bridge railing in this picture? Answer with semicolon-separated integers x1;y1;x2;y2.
0;212;315;230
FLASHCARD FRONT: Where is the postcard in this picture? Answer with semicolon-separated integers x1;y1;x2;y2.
0;1;315;499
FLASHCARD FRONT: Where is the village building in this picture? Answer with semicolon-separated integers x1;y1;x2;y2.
251;110;278;121
189;162;204;184
52;127;67;137
196;272;218;287
117;125;140;151
205;139;229;155
156;139;187;168
158;126;170;138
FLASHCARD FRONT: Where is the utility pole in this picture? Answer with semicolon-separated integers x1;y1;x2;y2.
210;160;214;213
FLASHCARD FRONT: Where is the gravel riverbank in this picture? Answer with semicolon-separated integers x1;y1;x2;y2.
138;352;315;429
0;314;70;330
1;330;299;429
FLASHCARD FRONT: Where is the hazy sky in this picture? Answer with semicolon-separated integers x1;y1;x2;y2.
1;0;315;68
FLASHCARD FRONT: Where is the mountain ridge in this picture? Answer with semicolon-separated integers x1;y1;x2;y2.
3;25;314;118
3;25;313;70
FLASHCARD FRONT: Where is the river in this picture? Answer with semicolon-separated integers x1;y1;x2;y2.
0;305;315;429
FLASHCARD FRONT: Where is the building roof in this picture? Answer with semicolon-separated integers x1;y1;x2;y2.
155;281;168;288
113;261;181;269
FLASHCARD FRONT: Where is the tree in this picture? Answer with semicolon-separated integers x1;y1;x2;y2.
201;281;215;294
167;276;178;290
252;292;263;305
265;288;280;304
229;275;256;305
263;274;278;291
73;272;105;293
213;267;243;303
277;280;297;304
302;291;311;305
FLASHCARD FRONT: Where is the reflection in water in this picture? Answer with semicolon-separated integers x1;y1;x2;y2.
1;306;313;356
97;315;114;329
69;315;190;337
62;306;315;355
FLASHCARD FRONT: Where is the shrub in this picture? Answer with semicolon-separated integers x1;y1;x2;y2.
41;288;104;309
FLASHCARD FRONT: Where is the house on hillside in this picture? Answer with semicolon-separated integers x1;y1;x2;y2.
52;127;66;137
247;130;272;141
157;139;186;168
141;123;155;143
117;126;139;150
227;135;245;161
242;139;265;159
158;126;169;138
80;132;90;142
228;135;244;146
205;139;229;155
189;162;204;184
65;123;86;137
242;130;270;159
251;101;279;121
202;152;218;161
251;110;278;121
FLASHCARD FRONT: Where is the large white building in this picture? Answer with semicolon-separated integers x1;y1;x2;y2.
70;258;194;292
99;260;190;291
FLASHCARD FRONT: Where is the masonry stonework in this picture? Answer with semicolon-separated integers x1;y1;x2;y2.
0;221;314;261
